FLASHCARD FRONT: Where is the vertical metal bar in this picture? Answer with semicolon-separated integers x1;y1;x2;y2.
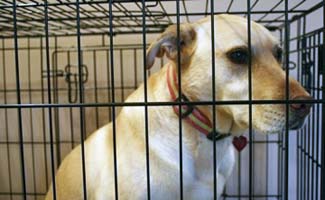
12;1;27;199
141;0;151;199
209;0;217;199
119;49;124;101
238;154;241;200
296;18;301;200
278;28;284;200
301;17;307;200
175;0;183;199
311;35;317;199
266;135;269;199
306;36;311;200
52;37;61;165
315;31;321;200
303;125;307;199
320;3;325;200
297;128;301;200
39;36;49;191
133;49;138;90
284;0;290;199
302;15;307;200
44;1;57;199
93;50;99;129
278;131;282;200
27;37;37;200
108;1;119;199
67;51;75;148
2;38;13;200
106;48;112;122
246;0;253;198
75;1;88;199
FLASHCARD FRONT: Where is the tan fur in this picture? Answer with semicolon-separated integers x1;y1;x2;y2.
46;14;310;200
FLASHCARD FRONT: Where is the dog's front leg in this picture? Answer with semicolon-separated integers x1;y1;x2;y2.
184;173;227;200
185;137;235;200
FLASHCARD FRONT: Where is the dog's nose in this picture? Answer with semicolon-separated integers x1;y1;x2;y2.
290;95;313;117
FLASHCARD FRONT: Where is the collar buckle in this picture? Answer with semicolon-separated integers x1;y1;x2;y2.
175;94;194;118
207;131;231;141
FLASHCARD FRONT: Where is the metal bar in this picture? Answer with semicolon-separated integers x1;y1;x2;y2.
93;50;99;128
303;116;307;199
284;0;290;199
290;1;324;24
0;10;307;23
315;29;321;200
0;140;291;145
52;37;61;166
134;49;138;90
246;0;253;198
44;1;57;199
320;3;325;200
4;84;324;94
0;99;323;109
203;0;208;16
108;0;119;199
264;0;307;27
27;37;37;200
223;194;281;198
2;37;13;200
175;0;183;199
0;0;311;9
75;1;88;199
296;18;302;200
310;34;315;200
181;0;190;23
39;36;50;193
141;0;151;199
119;50;124;101
302;14;306;200
67;51;76;148
12;1;27;199
106;47;112;122
209;0;217;198
158;1;173;24
226;0;234;12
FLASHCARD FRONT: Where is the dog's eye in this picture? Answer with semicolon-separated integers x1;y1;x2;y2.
227;49;249;65
275;47;283;62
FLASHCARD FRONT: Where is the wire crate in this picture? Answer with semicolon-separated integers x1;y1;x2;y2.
0;0;324;200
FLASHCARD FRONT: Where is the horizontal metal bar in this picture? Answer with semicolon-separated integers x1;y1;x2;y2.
0;10;305;23
0;140;281;145
297;146;322;167
0;99;323;109
289;1;325;23
0;0;183;8
0;192;45;196
223;194;281;198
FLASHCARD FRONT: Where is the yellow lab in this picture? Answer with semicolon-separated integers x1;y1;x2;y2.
46;14;312;200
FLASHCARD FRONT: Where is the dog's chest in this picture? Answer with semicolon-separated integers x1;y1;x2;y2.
150;135;235;199
192;136;235;182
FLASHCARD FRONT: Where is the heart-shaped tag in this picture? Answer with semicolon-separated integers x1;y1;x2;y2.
232;136;247;152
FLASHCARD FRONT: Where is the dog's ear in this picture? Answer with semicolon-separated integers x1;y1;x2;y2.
146;23;197;69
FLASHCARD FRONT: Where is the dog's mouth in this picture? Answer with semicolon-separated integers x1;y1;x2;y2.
288;114;309;130
253;105;310;134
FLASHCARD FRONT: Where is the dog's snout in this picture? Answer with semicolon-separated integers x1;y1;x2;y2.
290;95;313;116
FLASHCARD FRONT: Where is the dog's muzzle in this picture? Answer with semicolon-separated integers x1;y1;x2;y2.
288;95;313;130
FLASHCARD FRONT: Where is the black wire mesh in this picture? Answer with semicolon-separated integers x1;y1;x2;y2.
0;0;324;200
0;0;323;37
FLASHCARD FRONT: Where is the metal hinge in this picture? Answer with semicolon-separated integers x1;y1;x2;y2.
42;64;89;103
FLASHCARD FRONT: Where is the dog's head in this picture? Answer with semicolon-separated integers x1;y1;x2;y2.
146;14;312;135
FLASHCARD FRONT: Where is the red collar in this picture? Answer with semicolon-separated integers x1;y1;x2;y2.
166;64;247;151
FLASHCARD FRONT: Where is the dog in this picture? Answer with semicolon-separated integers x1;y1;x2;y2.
45;14;312;200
